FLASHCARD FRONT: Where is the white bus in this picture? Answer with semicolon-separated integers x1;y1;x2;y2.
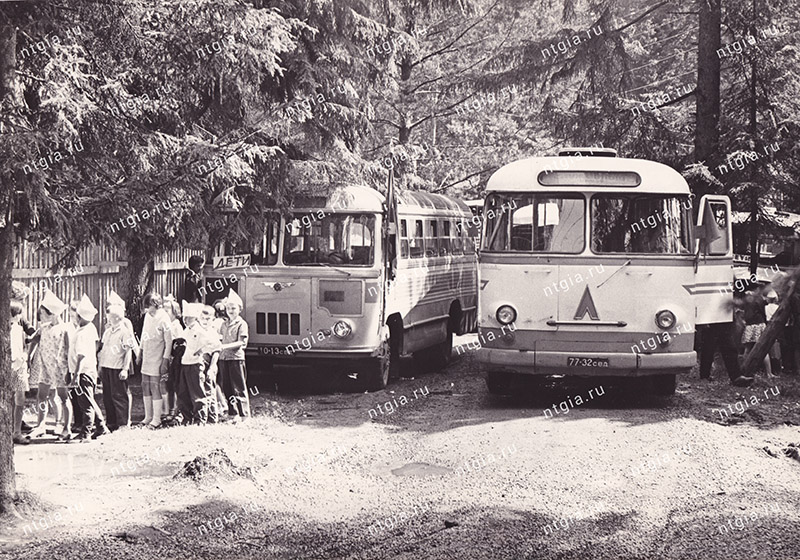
207;184;478;390
476;148;733;395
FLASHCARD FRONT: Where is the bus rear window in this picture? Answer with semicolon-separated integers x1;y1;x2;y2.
483;194;585;254
591;195;692;254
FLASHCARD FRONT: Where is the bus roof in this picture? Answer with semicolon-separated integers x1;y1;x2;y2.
486;155;690;195
294;185;385;212
397;190;472;216
292;184;472;215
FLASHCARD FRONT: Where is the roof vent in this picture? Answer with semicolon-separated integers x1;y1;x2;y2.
557;147;618;157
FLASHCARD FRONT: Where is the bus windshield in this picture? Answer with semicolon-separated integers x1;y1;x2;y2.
283;213;376;266
483;193;585;253
219;215;280;266
591;195;692;254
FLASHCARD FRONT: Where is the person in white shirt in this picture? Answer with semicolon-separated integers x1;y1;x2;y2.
177;302;220;425
73;294;109;440
98;305;134;431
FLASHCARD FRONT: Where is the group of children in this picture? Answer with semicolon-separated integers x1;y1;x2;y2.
10;280;251;444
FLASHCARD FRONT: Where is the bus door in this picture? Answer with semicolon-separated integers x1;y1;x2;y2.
693;195;734;325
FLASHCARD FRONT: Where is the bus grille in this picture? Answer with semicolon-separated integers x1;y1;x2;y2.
256;312;301;336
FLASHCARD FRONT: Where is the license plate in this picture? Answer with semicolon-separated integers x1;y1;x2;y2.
259;346;289;356
567;357;609;368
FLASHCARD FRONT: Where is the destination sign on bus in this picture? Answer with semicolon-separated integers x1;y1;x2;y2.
213;254;251;270
538;171;641;187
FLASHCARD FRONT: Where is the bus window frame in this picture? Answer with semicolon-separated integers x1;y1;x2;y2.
281;211;378;267
440;220;452;256
400;219;410;259
482;192;586;255
410;219;425;258
451;218;464;255
589;193;694;256
426;219;439;258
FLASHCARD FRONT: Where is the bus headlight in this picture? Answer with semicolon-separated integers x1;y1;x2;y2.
655;310;676;330
332;320;353;339
496;305;517;325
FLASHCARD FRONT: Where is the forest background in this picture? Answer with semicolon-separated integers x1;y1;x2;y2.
0;0;799;511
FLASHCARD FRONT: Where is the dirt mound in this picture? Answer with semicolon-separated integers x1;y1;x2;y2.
174;448;254;481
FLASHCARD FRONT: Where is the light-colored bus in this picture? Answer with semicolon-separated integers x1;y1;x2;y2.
476;148;733;395
207;184;478;390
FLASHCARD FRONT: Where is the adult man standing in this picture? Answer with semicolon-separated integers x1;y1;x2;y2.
184;255;205;304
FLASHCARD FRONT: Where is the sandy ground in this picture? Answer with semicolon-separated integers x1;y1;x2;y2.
2;333;800;560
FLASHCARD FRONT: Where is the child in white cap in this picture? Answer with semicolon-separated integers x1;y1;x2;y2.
219;289;251;422
178;302;220;424
106;290;139;379
73;294;109;440
98;304;134;431
28;290;69;438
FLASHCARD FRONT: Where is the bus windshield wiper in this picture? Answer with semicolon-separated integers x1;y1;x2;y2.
597;259;630;288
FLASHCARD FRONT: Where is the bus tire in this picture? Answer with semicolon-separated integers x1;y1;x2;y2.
363;341;391;391
652;374;676;396
486;371;514;395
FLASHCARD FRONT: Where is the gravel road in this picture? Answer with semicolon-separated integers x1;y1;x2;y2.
2;333;800;560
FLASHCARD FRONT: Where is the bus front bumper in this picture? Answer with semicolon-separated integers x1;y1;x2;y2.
475;348;696;376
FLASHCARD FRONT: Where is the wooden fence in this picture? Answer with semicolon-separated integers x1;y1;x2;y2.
12;239;204;329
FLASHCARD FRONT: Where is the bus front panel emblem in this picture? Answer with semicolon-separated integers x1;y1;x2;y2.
574;286;600;320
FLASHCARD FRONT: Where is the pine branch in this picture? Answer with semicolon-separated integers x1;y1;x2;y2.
410;0;499;70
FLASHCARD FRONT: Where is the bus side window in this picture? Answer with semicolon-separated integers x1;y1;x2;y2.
440;220;451;256
463;224;474;253
410;219;424;258
705;201;730;256
426;220;439;257
400;219;409;259
452;220;464;255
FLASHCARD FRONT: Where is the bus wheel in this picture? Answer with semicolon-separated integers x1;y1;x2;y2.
363;342;391;391
652;374;676;396
486;371;514;395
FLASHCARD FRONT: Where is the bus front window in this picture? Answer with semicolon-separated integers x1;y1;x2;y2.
220;216;279;265
283;213;375;266
591;195;692;254
483;194;585;253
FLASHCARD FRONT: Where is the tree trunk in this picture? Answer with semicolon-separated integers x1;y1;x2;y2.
695;0;721;171
749;193;759;275
0;23;18;515
747;0;759;277
118;245;154;335
742;266;800;374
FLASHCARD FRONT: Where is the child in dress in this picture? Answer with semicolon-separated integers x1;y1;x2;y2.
11;301;30;444
28;291;69;438
219;290;251;422
137;293;173;428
